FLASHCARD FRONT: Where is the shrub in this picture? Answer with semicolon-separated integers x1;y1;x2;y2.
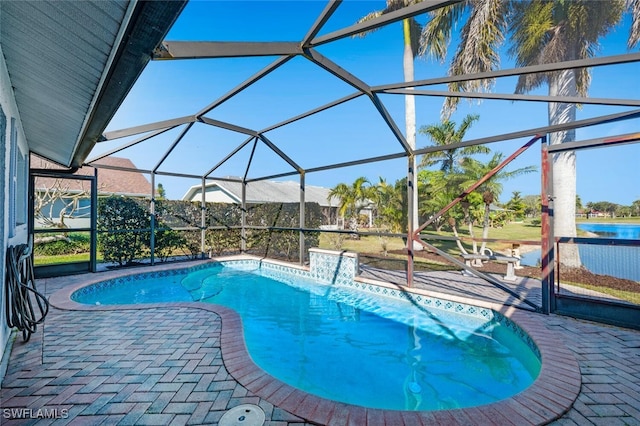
244;202;322;261
207;229;241;256
154;229;186;262
95;198;324;265
181;230;204;259
97;196;150;266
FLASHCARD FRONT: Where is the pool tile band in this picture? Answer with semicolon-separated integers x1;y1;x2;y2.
50;255;581;425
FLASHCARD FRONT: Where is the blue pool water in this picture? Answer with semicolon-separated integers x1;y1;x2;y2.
73;263;541;411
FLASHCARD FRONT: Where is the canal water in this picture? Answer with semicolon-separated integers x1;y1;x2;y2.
520;223;640;282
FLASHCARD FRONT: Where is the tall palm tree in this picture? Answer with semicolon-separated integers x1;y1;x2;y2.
420;0;639;267
355;0;423;248
419;114;488;251
459;153;536;255
419;114;489;171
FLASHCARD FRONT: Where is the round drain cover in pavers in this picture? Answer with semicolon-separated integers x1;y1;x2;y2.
219;404;266;426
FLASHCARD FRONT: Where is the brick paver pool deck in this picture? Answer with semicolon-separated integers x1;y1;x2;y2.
1;259;639;425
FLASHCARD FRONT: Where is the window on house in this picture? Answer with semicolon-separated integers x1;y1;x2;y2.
16;148;27;226
9;117;28;236
0;106;5;237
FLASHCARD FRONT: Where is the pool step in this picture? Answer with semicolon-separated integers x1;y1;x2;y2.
180;269;215;291
189;275;223;301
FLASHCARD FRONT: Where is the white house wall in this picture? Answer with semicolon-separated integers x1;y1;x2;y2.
0;45;30;364
188;187;238;204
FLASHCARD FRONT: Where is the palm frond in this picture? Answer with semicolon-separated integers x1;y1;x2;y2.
419;2;467;62
418;114;487;171
511;0;625;95
509;1;553;93
353;10;386;38
628;0;640;48
455;114;479;140
442;0;508;116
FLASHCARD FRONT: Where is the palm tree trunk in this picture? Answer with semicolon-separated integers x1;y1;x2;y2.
549;70;581;268
403;18;421;251
462;203;478;254
450;222;468;254
480;203;491;255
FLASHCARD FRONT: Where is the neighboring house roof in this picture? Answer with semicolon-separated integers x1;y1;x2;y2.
182;180;340;207
32;155;151;197
1;1;186;167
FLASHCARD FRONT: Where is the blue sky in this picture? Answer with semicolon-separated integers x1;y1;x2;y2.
95;0;640;206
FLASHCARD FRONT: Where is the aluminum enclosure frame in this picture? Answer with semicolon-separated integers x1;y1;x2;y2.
84;0;640;313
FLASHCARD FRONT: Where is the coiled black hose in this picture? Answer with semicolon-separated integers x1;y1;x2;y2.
5;243;49;342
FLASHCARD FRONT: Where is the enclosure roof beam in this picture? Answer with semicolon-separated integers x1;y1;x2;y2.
245;171;300;183
153;123;194;173
243;138;259;182
89;163;203;180
310;0;461;47
203;136;255;178
303;48;371;95
89;163;154;174
154;170;206;180
414;108;640;155
204;137;256;178
302;49;411;153
196;55;293;117
86;126;178;164
244;151;408;183
381;88;640;107
206;176;244;183
548;131;640;153
302;0;342;47
95;108;640;186
306;152;408;174
375;52;640;91
153;41;303;59
199;116;258;136
258;134;303;174
101;115;196;140
260;92;363;133
369;93;412;153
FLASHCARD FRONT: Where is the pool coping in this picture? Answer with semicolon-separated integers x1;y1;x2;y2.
48;256;581;425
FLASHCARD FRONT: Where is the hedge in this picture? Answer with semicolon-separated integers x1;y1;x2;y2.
95;196;322;265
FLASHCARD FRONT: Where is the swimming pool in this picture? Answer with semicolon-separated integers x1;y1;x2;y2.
72;259;541;411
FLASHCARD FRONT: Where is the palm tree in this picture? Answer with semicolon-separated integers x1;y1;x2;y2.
459;153;536;255
419;0;639;267
328;176;374;231
418;114;489;171
374;177;405;233
355;0;423;248
419;115;489;251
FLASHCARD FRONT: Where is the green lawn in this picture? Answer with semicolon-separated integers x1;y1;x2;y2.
568;283;640;305
34;253;95;266
318;221;543;258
